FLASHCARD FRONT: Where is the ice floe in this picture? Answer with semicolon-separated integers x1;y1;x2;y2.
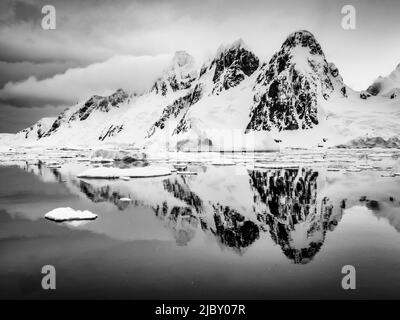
44;207;98;222
77;165;171;178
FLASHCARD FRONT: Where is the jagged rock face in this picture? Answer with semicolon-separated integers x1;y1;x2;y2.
44;89;128;137
360;90;372;100
200;39;259;94
151;51;197;96
72;89;128;121
389;88;400;99
98;124;124;141
246;30;345;133
366;81;382;96
146;83;203;137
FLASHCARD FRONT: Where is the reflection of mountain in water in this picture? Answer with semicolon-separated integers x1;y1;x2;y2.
163;178;204;213
78;180;134;210
249;168;343;264
154;176;259;252
153;203;199;246
211;204;259;254
19;162;358;263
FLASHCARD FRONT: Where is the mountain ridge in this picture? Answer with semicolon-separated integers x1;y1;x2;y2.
4;30;400;151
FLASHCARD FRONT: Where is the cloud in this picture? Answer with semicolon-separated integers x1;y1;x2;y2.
0;102;66;133
0;60;80;87
0;53;172;108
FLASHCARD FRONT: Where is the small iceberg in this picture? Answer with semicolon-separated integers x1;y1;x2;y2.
173;164;187;170
77;166;171;179
211;160;235;166
44;207;98;222
381;173;395;177
177;171;198;175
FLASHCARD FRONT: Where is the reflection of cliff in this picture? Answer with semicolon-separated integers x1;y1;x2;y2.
211;204;259;254
153;203;198;246
78;180;137;210
249;168;343;264
156;177;260;252
163;178;203;213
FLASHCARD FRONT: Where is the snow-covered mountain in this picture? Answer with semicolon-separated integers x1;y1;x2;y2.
363;63;400;99
16;117;56;140
246;30;347;133
145;39;261;151
2;30;400;151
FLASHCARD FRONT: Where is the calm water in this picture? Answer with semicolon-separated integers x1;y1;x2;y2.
1;150;400;299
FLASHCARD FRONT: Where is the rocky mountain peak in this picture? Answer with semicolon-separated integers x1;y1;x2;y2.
200;38;259;94
151;51;197;96
365;62;400;97
215;38;249;56
281;30;324;56
246;30;346;133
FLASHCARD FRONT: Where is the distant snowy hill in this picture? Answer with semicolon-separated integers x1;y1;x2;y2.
16;117;56;140
364;63;400;99
2;30;400;151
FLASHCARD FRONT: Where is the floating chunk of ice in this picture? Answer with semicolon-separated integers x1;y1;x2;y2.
44;207;98;222
381;173;395;177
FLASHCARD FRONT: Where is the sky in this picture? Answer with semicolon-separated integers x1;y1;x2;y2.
0;0;399;132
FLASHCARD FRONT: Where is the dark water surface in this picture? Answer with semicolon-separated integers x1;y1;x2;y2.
1;155;400;299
